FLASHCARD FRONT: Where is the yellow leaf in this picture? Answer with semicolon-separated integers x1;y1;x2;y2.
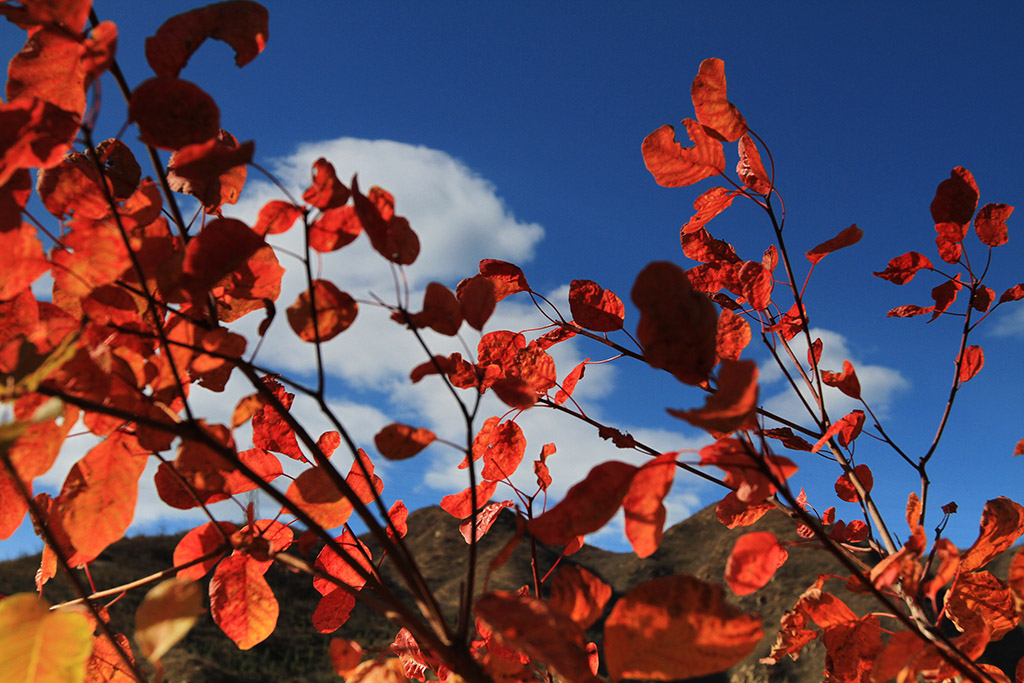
134;577;203;663
0;593;92;683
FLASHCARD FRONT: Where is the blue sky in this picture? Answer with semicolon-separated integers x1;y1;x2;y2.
3;2;1024;560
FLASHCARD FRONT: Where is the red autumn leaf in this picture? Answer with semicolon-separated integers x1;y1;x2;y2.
971;285;996;312
0;223;50;300
681;227;740;265
286;279;358;342
490;376;537;409
477;330;526;373
0;0;92;32
873;251;933;285
834;464;873;503
329;638;364;677
548;565;612;631
811;410;865;452
251;377;305;461
622;452;678;558
715;491;775;529
0;98;79;185
253;199;302;236
701;438;797;505
474;418;527;481
145;0;269;78
959;497;1024;572
821;359;861;399
569;279;625;332
6;27;87;116
725;531;788;596
1000;283;1024;304
604;574;763;682
409;282;462;336
209;553;279;650
507;344;556;395
478;259;531;301
946;570;1018;640
440;480;499;519
667;356;757;436
129;77;220;151
715;307;750;364
476;591;599;683
736;134;771;194
303;158;350;210
930;166;979;226
387;500;408;542
1014;438;1024;456
231;519;293;574
959;345;984;383
928;274;963;322
459;500;514;543
167;130;253;214
691;58;748;142
632;261;718;385
738;260;773;310
761;427;814;452
351;178;420;265
345;448;384;505
555;359;587;405
806;225;863;265
935;220;968;264
681;186;740;234
173;521;237;581
285;466;354;529
887;304;934;318
310;205;362;252
642;119;726;188
374;423;436;461
455;274;496;330
974;202;1013;247
668;359;758;435
180;217;265;296
529;461;638;546
314;529;373;595
56;432;148;563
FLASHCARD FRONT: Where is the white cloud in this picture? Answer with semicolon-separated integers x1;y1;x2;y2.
759;327;910;425
991;307;1024;338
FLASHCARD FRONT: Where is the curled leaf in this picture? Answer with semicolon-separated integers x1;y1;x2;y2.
691;58;748;142
642;120;725;188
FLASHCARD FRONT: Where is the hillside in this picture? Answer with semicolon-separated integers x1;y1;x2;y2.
1;504;1020;681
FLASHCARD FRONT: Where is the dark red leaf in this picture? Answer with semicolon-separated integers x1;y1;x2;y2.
374;423;435;461
959;345;984;383
668;359;758;435
930;166;979;226
569;279;625;332
303;158;350;210
806;225;863;265
974;202;1013;247
873;252;933;285
129;77;220;151
820;360;861;400
286;279;358;342
834;464;873;503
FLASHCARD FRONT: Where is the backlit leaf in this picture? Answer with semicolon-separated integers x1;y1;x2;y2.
285;466;354;529
873;251;933;285
974;202;1013;248
604;574;763;682
930;166;979;226
691;58;748;142
811;410;865;452
642;120;725;188
303;158;350;210
167;130;253;214
725;531;788;596
0;222;49;301
312;587;357;634
253;199;302;236
529;461;637;546
555;359;587;405
0;594;92;683
632;261;718;385
476;591;599;683
329;638;364;677
886;304;933;318
0;98;79;185
6;27;87;116
374;423;435;460
669;359;758;435
129;77;220;151
286;279;358;342
314;529;373;595
929;274;962;321
145;0;269;78
548;565;612;630
459;500;514;543
701;438;797;505
959;345;984;383
821;359;861;399
478;259;531;301
134;576;203;663
736;135;771;193
475;418;527;481
409;282;461;336
569;279;625;332
209;554;279;650
181;217;266;298
681;186;740;234
623;452;677;558
960;497;1024;572
455;274;496;330
945;570;1018;640
834;464;873;503
173;521;236;580
440;480;498;519
806;225;863;265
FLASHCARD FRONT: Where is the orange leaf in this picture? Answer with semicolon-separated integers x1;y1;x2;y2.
725;531;788;596
129;77;220;150
569;279;625;332
329;638;364;677
555;359;587;406
668;359;758;434
6;27;87;116
57;432;148;562
0;98;79;185
253;199;302;236
209;554;279;650
134;576;203;663
701;438;797;505
959;344;984;383
622;452;677;558
173;521;236;581
387;500;408;542
0;222;49;303
475;591;599;683
167;130;253;215
960;497;1024;572
738;260;773;310
736;134;771;193
285;466;354;529
834;464;873;503
821;359;861;399
806;224;863;265
632;261;718;385
690;58;748;142
528;461;638;546
945;570;1018;640
314;529;373;595
440;480;499;519
181;217;266;297
642;119;725;188
145;0;269;78
930;166;979;226
604;574;763;682
715;491;775;529
374;423;436;460
286;279;358;342
811;410;865;452
475;418;527;481
548;565;612;630
715;307;751;362
974;202;1013;247
681;186;740;234
459;500;514;543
